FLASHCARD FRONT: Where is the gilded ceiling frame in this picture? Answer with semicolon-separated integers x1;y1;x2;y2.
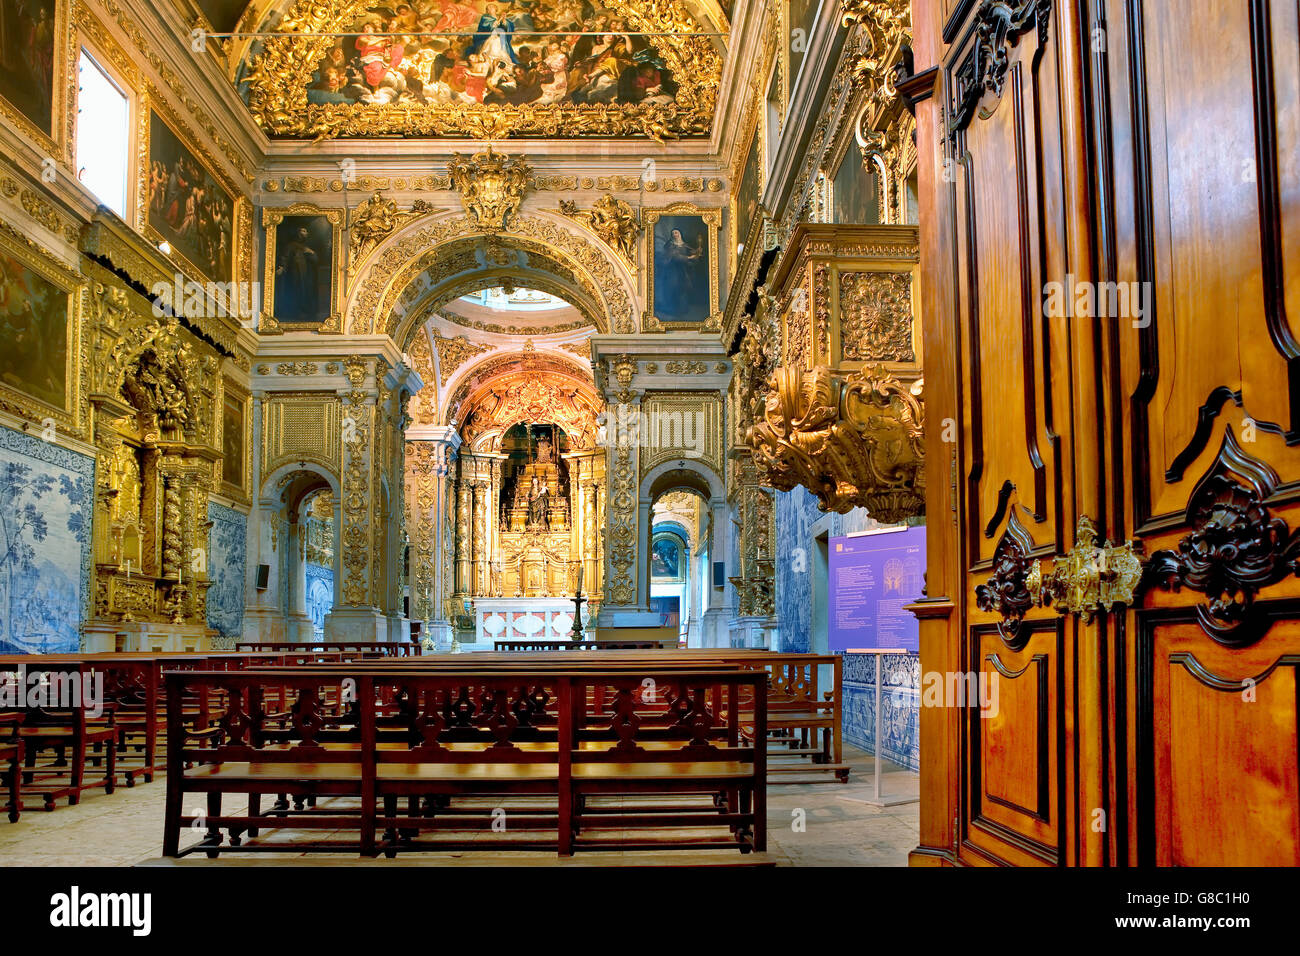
240;0;724;140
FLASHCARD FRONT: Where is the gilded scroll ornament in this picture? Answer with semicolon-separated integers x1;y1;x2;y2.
447;148;532;234
434;333;493;386
749;364;924;522
839;0;913;99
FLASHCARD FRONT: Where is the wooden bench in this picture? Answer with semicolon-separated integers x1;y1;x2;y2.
162;664;766;858
252;648;848;783
494;640;661;651
0;713;23;822
236;642;423;658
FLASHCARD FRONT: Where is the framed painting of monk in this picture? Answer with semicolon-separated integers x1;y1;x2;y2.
0;0;71;158
0;226;81;428
261;204;342;329
645;203;720;331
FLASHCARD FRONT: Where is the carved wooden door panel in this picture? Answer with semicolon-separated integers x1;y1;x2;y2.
939;0;1082;867
1100;0;1300;866
922;0;1300;866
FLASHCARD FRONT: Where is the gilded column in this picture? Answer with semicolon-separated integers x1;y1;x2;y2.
454;460;471;598
472;480;488;597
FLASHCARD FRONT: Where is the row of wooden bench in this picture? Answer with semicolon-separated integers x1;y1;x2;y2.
0;647;847;838
163;663;769;857
0;650;335;818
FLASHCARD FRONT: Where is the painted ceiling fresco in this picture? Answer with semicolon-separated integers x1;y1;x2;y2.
236;0;725;140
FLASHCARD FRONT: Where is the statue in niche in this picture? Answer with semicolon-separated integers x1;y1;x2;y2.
536;432;554;463
528;475;549;530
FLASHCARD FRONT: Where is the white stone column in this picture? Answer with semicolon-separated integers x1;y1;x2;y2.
701;496;732;647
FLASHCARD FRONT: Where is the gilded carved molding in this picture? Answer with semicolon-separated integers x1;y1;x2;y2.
557;194;641;274
348;213;636;337
749;364;925;523
240;0;722;141
434;332;493;387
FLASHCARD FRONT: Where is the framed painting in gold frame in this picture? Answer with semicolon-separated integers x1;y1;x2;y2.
220;377;250;500
0;221;83;434
137;88;244;289
730;110;764;279
0;0;74;164
261;203;343;330
644;203;721;331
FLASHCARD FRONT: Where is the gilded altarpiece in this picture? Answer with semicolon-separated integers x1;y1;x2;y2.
80;249;232;648
442;369;607;625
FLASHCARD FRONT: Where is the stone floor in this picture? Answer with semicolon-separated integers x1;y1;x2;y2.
0;745;919;866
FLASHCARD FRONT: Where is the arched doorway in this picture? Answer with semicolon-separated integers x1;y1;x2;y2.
639;461;730;647
244;464;340;643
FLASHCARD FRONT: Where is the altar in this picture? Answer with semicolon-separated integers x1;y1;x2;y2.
471;597;591;650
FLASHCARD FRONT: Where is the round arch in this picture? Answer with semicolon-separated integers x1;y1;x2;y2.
640;460;725;504
345;211;639;340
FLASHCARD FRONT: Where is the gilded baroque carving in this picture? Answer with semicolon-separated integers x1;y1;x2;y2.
839;271;915;361
348;192;436;267
447;148;532;234
351;214;634;336
749;365;925;522
434;332;494;386
557;194;641;271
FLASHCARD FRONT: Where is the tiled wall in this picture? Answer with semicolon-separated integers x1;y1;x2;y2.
206;502;247;646
774;485;819;653
0;425;93;654
842;651;920;771
305;562;333;637
773;483;922;769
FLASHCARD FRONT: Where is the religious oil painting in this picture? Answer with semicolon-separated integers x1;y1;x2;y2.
0;0;58;139
832;145;880;224
0;241;72;414
239;0;721;139
270;214;334;324
651;213;712;325
221;388;245;494
734;125;762;249
651;535;683;582
145;109;236;285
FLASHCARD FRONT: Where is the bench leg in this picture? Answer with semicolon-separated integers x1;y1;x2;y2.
69;734;85;805
204;792;223;858
248;794;261;837
400;796;419;840
5;761;18;823
104;739;116;795
382;794;398;854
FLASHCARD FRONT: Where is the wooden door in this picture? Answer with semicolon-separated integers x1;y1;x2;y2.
910;0;1300;866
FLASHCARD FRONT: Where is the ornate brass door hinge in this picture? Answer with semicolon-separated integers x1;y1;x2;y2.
1026;516;1145;622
